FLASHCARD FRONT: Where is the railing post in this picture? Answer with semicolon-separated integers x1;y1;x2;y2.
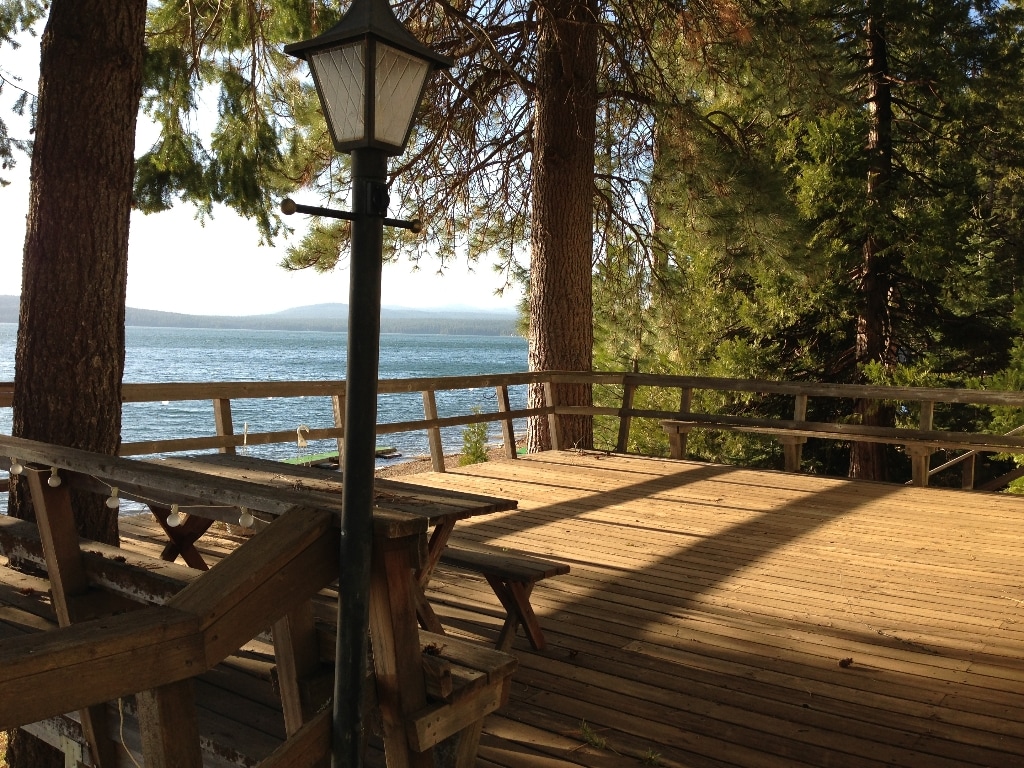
422;389;446;472
544;380;561;451
496;385;518;459
213;398;235;455
670;387;693;459
616;378;636;454
782;394;808;473
331;393;346;465
961;453;976;490
911;401;935;487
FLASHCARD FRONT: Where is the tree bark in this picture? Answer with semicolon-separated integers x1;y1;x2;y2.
526;0;599;452
9;0;145;539
7;3;145;762
850;7;895;481
6;4;144;765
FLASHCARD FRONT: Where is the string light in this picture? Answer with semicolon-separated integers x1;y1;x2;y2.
166;504;183;528
238;507;255;528
8;458;23;475
105;486;121;510
47;467;61;487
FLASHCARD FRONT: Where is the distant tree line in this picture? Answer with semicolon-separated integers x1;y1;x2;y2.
0;297;517;336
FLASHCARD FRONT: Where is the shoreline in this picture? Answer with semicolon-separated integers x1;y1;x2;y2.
375;441;521;478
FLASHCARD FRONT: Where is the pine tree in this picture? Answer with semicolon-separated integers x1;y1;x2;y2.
595;0;1024;479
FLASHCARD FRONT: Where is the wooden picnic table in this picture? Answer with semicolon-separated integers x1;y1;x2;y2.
151;453;516;583
0;444;520;767
146;453;520;766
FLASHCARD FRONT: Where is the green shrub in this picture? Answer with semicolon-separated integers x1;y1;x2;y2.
459;408;490;466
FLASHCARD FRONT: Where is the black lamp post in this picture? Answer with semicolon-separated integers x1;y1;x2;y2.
284;3;451;766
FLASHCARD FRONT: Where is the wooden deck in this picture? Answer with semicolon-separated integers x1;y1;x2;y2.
405;451;1024;767
5;449;1024;766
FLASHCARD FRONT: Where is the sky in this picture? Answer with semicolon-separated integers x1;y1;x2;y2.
0;31;523;317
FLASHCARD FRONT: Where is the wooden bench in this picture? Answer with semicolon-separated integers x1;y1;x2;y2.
662;413;1024;486
439;543;569;652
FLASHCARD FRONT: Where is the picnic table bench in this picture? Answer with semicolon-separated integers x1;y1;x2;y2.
438;543;569;652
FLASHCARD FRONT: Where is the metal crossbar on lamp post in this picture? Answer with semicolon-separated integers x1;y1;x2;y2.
284;3;451;765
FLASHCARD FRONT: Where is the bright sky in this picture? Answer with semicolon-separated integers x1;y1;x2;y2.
0;33;522;317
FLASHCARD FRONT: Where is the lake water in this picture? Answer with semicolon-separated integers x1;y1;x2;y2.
0;323;529;469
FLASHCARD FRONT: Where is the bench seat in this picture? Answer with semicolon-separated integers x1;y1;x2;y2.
661;413;1024;454
439;543;569;652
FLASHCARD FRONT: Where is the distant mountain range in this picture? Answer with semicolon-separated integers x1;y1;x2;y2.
0;296;520;336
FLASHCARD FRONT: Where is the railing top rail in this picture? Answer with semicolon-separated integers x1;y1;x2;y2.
3;372;1023;409
579;373;1024;407
118;372;542;402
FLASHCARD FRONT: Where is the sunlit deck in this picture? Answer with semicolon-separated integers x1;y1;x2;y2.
399;451;1024;767
4;449;1024;766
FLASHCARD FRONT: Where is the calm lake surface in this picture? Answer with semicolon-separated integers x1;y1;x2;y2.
0;323;529;468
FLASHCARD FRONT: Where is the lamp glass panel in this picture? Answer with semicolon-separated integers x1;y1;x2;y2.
374;43;429;147
311;42;366;144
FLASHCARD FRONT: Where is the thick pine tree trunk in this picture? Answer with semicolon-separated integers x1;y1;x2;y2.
850;9;895;481
526;0;599;452
6;2;145;765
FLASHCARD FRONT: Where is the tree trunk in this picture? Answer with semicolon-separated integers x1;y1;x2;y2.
526;0;599;452
6;2;146;761
850;8;895;481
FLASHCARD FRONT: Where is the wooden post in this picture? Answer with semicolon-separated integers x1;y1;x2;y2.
616;380;636;454
543;381;561;451
911;401;935;487
495;385;517;459
332;393;346;465
782;394;808;473
25;469;122;767
213;398;236;455
136;679;203;768
672;388;693;459
272;601;327;736
423;389;446;472
962;452;976;490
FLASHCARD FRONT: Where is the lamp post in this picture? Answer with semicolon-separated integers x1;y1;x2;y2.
284;3;451;766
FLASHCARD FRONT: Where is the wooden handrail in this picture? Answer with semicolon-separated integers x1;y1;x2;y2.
3;372;1023;486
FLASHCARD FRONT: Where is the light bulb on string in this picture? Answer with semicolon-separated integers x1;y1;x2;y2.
105;487;120;510
47;467;61;488
166;504;183;528
238;507;255;529
8;458;23;475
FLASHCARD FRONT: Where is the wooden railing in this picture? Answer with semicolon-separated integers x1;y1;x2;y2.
116;374;547;469
2;372;1023;489
586;373;1024;489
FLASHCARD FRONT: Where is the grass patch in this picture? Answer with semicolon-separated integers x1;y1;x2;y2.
579;719;606;750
